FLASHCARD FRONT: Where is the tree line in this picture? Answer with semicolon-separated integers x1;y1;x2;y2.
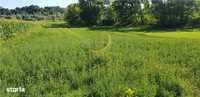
65;0;200;27
0;5;64;21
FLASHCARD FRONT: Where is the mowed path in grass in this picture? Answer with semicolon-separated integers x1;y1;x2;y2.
30;28;200;54
1;25;200;97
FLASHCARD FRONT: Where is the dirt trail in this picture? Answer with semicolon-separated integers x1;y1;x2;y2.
91;34;112;53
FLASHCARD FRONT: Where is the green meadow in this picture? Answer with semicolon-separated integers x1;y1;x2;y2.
1;21;200;97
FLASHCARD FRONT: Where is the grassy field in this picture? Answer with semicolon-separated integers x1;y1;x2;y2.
1;20;200;97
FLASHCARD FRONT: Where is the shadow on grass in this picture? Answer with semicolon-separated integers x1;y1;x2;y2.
46;23;84;28
45;21;200;33
88;25;200;33
47;22;69;28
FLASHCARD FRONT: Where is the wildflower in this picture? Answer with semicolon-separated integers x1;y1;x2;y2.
125;88;135;97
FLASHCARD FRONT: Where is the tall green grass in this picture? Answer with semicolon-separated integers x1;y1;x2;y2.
0;22;200;97
0;20;35;40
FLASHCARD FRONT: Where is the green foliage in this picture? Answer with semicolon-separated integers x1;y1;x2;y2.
0;5;64;21
190;0;200;26
64;3;83;26
63;0;200;27
152;0;197;27
79;0;103;26
100;6;115;26
0;7;11;15
112;0;141;25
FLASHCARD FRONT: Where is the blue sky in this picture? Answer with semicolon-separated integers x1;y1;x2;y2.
0;0;78;9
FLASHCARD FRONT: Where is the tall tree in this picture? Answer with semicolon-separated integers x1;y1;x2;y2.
100;0;115;25
152;0;197;27
64;3;82;26
79;0;103;26
190;0;200;26
139;0;153;25
112;0;142;25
